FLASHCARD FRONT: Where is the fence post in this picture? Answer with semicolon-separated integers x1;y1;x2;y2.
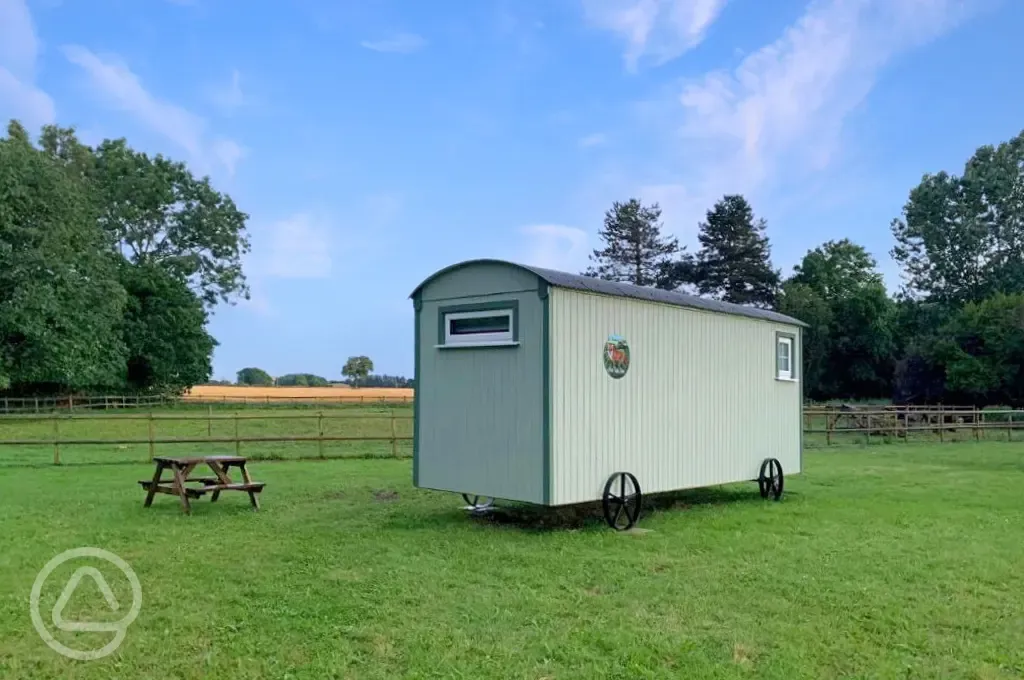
234;413;241;456
68;394;74;412
974;408;980;442
207;405;213;437
938;406;944;443
35;397;39;414
52;413;61;465
1010;412;1015;442
390;410;398;457
826;413;833;446
148;412;155;461
318;411;325;459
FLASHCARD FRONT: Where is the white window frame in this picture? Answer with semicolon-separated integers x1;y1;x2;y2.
442;308;515;347
776;335;794;381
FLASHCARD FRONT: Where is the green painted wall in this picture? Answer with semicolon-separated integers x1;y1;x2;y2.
415;263;546;503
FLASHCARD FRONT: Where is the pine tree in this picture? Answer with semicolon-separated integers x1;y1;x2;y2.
694;195;780;307
583;198;689;288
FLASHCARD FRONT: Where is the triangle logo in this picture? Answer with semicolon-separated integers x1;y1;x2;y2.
51;567;122;633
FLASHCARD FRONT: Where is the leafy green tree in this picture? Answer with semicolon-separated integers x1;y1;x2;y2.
276;373;330;387
121;263;216;392
342;356;374;386
693;195;780;307
780;239;895;400
236;367;274;386
776;281;832;398
0;122;127;392
929;293;1024;407
583;198;690;289
891;129;1024;306
91;138;251;307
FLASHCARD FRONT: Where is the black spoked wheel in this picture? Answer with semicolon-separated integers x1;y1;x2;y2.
602;472;642;531
461;493;494;511
758;458;784;501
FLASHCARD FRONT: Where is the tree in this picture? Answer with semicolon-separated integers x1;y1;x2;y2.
693;195;780;307
342;356;374;386
236;367;274;386
776;281;833;399
121;263;216;392
276;373;330;387
0;122;127;392
583;198;690;289
891;129;1024;306
91;138;252;307
783;239;895;400
929;293;1024;407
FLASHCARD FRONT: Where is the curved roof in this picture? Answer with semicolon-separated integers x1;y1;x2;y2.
411;258;807;327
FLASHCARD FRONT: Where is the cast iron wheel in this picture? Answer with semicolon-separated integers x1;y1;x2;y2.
602;472;642;531
758;458;784;501
461;493;494;511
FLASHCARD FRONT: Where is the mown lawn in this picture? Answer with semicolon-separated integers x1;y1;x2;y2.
1;443;1023;679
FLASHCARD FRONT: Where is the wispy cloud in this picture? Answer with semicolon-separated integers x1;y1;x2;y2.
238;212;334;316
579;132;607;148
582;0;728;72
62;45;245;176
600;0;979;241
207;68;245;115
259;213;333;280
520;224;590;273
0;0;55;129
360;32;427;54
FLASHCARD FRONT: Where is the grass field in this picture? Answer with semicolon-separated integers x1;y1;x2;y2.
1;441;1023;678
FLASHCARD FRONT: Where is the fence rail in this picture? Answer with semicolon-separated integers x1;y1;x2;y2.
0;410;413;466
0;405;1020;468
0;393;415;413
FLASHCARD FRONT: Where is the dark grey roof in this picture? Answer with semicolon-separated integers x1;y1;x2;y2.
411;259;807;327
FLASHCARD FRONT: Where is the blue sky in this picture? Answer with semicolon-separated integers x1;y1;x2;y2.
1;0;1021;382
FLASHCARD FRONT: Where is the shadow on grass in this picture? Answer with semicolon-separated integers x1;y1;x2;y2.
404;484;778;533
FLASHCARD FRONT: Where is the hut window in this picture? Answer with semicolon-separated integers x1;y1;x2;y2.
443;308;515;346
776;335;794;380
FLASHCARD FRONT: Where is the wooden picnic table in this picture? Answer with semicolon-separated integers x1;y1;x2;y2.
139;455;265;515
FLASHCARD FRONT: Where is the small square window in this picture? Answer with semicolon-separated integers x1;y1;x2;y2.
442;308;515;346
776;335;794;381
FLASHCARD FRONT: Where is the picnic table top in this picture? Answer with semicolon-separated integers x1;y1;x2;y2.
153;455;248;465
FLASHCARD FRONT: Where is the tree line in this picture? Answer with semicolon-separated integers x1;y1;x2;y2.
1;120;248;396
232;357;413;388
584;129;1024;407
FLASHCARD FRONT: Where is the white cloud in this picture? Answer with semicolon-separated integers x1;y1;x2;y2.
604;0;977;242
579;132;607;147
582;0;728;71
258;213;333;280
207;68;245;115
235;213;335;316
360;33;427;54
62;45;245;177
0;0;55;129
520;224;590;273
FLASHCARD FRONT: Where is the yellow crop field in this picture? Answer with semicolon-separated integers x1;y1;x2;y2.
183;385;414;403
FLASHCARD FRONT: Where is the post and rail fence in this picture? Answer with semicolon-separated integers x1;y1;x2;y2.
0;403;1019;467
0;393;415;414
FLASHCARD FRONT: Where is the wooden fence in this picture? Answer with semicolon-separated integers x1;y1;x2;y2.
0;405;1020;467
0;410;413;466
803;406;1023;446
0;393;415;413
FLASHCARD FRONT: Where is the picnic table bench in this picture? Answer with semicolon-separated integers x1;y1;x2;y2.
139;455;265;515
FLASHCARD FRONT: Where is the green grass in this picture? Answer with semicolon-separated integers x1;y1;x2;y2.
1;442;1023;678
0;405;414;467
